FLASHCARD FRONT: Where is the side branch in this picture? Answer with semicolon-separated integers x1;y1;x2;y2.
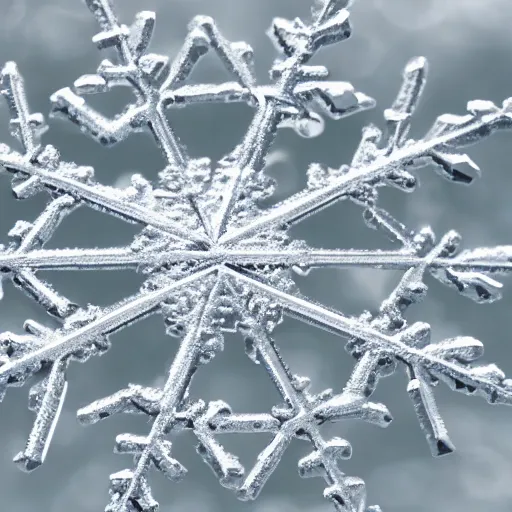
54;0;188;170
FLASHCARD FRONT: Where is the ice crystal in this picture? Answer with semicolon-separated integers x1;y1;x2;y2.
1;0;512;511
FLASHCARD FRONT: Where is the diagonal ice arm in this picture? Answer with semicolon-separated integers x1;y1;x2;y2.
210;2;374;241
0;152;208;245
219;66;512;246
223;267;512;406
0;265;214;473
0;62;207;246
0;267;216;392
340;230;460;456
106;275;222;512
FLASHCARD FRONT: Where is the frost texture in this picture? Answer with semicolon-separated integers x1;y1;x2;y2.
1;0;512;511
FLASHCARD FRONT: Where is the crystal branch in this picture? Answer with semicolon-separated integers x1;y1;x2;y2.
223;267;512;406
106;275;221;512
50;3;254;187
0;266;216;389
77;384;280;436
0;247;140;271
0;62;45;157
2;196;79;316
13;355;69;471
51;0;187;170
0;63;81;317
0;61;206;245
222;279;387;512
0;150;208;245
219;63;512;246
341;230;459;456
210;1;373;240
77;394;276;492
237;323;386;512
0;63;107;473
1;246;511;274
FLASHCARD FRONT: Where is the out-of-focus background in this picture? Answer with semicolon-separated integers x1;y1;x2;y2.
1;1;512;511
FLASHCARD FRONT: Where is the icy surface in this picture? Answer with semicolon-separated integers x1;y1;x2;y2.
1;0;512;511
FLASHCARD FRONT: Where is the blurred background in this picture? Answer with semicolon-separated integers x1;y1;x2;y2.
1;0;512;511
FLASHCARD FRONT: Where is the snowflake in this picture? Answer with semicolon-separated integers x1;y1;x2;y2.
1;0;512;511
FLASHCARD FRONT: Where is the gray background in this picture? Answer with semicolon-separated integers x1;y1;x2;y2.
1;1;512;511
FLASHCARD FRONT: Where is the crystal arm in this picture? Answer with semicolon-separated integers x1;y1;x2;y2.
215;248;512;272
0;247;141;271
111;275;222;512
223;267;512;405
0;266;216;382
13;356;69;471
335;230;459;456
230;5;359;172
219;106;512;246
223;278;387;510
231;325;298;500
210;4;373;240
2;247;510;272
54;0;188;170
0;154;208;245
0;247;222;270
236;323;372;508
1;61;203;245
